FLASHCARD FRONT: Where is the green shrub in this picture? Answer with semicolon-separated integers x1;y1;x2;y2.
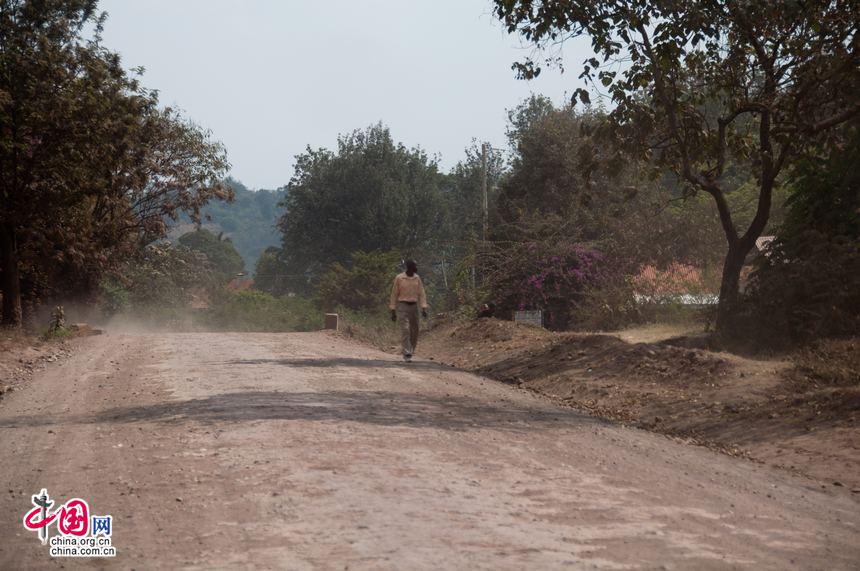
201;290;319;332
253;246;290;295
99;279;130;317
736;233;859;347
336;307;399;349
483;240;609;330
574;277;641;330
42;325;72;340
732;123;859;348
316;250;402;312
121;243;217;309
178;228;245;280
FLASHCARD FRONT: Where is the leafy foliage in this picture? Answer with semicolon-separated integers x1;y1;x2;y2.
484;96;731;329
441;140;506;247
178;229;245;280
253;246;290;296
277;123;445;292
484;240;609;329
0;0;230;327
497;96;629;241
110;243;217;312
316;250;402;312
201;290;318;332
494;97;733;270
98;278;130;317
198;179;285;273
100;243;317;332
739;123;860;346
493;0;860;331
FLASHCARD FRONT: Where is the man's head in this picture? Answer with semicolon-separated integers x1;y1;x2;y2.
405;259;418;276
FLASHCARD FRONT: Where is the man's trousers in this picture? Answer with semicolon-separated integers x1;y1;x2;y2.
396;301;420;356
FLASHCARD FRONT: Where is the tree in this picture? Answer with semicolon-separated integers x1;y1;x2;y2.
1;0;118;326
253;246;290;296
45;107;231;302
111;107;231;244
199;178;286;272
497;96;632;242
110;242;218;312
436;140;506;299
316;250;402;312
277;123;446;292
498;96;730;277
178;229;245;281
0;0;230;327
443;140;506;246
493;0;860;332
742;121;859;344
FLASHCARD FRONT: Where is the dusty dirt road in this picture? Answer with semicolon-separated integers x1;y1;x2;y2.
0;332;857;570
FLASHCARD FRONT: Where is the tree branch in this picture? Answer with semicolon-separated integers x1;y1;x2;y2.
807;102;860;134
713;103;767;178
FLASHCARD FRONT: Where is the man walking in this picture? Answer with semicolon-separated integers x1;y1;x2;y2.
389;259;428;362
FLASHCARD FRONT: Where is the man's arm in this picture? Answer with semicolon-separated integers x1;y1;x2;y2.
418;277;428;315
389;276;400;311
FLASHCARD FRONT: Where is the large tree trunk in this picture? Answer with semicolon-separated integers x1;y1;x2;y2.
715;240;752;333
708;169;774;335
0;223;23;328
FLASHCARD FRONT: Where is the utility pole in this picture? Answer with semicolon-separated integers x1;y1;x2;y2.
481;142;489;242
475;142;490;292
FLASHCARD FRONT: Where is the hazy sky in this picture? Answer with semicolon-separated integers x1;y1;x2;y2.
97;0;590;189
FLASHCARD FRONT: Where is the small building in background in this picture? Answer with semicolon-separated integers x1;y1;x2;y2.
227;277;254;292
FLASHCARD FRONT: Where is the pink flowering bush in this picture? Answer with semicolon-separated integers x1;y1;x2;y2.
485;241;609;329
631;262;709;300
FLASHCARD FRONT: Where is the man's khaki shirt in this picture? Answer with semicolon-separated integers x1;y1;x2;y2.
389;272;428;310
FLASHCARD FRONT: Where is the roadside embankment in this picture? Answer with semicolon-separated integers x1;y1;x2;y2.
0;332;72;400
414;318;859;491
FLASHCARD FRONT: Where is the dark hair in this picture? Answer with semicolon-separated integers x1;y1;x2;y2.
405;259;418;271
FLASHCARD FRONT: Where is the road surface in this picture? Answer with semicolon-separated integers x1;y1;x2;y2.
0;332;857;569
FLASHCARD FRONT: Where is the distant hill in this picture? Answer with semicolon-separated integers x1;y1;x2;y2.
169;178;286;274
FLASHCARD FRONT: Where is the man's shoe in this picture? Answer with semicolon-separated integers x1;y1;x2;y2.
403;353;412;362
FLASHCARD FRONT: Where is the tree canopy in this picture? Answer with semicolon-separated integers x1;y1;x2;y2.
493;0;860;331
197;179;286;273
0;0;230;326
497;95;631;241
742;120;860;344
178;229;245;281
277;123;445;291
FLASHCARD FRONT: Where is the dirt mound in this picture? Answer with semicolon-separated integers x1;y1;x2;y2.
786;337;859;387
441;317;552;344
0;332;72;400
478;334;729;388
424;318;729;388
421;318;859;489
70;323;103;337
421;318;558;369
